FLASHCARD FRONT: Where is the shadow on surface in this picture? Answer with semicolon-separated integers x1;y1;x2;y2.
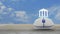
33;29;55;31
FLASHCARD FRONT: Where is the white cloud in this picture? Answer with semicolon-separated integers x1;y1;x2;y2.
0;6;6;9
11;0;19;1
0;6;6;14
0;2;15;14
55;13;60;20
0;2;6;10
8;8;14;11
11;0;25;2
47;6;59;16
15;11;26;18
0;0;6;2
0;1;3;6
47;5;60;20
0;2;31;23
0;2;16;20
14;11;30;23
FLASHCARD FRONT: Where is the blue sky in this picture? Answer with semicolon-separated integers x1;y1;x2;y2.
0;0;60;24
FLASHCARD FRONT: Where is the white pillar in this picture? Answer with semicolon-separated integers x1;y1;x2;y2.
39;11;40;17
47;11;48;17
42;11;43;17
44;11;45;17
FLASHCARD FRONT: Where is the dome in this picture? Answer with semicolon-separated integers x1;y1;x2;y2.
33;18;54;26
39;8;48;11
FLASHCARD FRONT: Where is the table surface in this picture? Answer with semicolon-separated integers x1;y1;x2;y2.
0;24;60;34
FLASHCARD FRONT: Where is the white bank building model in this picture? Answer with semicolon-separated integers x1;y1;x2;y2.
33;8;54;29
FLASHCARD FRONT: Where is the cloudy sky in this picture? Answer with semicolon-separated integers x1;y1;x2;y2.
0;0;60;24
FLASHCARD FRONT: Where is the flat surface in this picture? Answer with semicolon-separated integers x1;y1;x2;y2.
0;24;60;34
